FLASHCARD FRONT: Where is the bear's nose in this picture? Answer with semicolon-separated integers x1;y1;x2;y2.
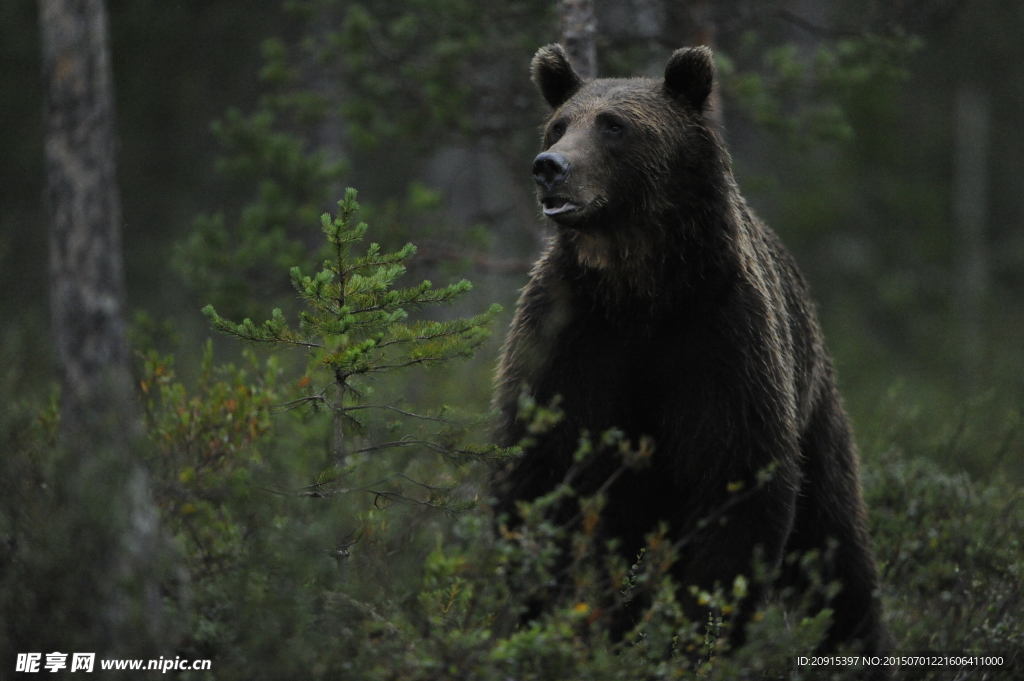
532;152;570;192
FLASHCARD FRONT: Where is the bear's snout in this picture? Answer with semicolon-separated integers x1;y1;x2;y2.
532;151;571;192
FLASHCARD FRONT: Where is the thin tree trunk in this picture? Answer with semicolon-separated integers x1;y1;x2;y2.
687;0;724;128
559;0;597;79
334;377;346;465
953;83;990;387
40;0;134;444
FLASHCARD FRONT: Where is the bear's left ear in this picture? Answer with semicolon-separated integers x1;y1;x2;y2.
532;44;583;109
664;46;715;112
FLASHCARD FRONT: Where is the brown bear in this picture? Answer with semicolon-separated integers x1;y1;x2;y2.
491;44;891;662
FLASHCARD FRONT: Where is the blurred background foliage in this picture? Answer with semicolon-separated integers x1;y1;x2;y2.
4;0;1023;477
2;0;1024;676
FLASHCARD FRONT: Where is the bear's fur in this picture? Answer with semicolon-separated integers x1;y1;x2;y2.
491;44;890;659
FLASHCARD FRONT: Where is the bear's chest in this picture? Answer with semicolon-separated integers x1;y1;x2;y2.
533;299;720;435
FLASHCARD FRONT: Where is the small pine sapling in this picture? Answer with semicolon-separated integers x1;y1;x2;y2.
203;187;505;511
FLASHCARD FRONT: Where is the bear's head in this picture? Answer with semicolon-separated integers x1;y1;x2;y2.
530;45;727;274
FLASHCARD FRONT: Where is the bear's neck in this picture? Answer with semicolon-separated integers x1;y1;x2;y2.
554;182;743;312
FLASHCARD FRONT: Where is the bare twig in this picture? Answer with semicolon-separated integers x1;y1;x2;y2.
342;403;463;425
272;394;328;413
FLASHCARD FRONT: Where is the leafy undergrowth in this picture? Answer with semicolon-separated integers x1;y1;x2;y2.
6;365;1022;679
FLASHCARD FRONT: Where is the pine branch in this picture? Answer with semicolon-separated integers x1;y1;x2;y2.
205;186;504;488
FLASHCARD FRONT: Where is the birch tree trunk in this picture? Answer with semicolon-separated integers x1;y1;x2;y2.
40;0;134;444
39;0;165;656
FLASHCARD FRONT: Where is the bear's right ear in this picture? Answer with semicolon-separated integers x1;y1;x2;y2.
664;46;715;112
532;44;583;109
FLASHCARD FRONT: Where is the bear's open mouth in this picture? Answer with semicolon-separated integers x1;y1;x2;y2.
541;197;578;216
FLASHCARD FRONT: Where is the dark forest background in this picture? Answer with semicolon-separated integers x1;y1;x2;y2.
2;0;1024;678
4;0;1024;477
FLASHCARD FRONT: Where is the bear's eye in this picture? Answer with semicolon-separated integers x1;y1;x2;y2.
549;121;566;142
598;116;626;137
